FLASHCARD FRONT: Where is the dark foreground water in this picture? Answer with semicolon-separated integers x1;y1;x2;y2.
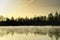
0;26;60;40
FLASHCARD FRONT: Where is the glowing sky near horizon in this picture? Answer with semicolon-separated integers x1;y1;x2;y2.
0;0;60;18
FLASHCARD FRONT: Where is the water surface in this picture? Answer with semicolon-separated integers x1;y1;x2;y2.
0;26;60;40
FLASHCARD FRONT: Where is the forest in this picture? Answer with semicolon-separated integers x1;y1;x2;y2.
0;11;60;26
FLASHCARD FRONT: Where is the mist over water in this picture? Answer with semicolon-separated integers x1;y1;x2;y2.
0;26;60;40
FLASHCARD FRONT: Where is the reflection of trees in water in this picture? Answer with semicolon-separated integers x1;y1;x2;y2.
0;27;60;40
48;28;60;40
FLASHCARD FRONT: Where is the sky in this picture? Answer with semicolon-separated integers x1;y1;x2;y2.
0;0;60;18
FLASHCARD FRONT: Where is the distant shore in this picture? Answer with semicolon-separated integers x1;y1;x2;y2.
0;11;60;26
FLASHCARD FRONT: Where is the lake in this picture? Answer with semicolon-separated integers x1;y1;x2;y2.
0;26;60;40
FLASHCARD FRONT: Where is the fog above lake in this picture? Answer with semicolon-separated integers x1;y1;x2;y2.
0;26;60;40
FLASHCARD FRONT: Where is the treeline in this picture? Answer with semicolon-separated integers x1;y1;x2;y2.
0;11;60;26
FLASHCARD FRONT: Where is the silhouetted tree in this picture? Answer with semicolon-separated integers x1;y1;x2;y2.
53;12;59;25
48;12;53;25
0;11;60;26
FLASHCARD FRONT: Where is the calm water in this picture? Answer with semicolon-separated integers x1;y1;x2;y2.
0;26;60;40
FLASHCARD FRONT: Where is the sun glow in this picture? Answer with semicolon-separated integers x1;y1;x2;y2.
0;0;60;18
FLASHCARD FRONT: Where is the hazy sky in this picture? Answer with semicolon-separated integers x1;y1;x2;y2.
0;0;60;18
